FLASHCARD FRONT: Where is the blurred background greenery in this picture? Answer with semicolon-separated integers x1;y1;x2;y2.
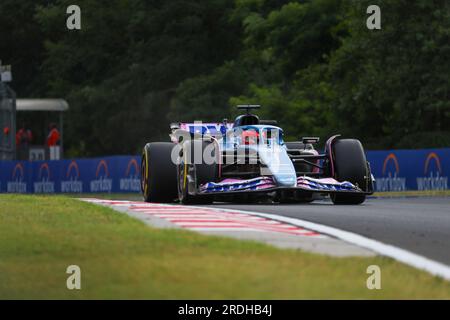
1;0;449;157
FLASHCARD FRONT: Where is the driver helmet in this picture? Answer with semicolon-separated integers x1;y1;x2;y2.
241;129;259;145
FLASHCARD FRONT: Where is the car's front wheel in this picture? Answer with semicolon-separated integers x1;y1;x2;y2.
178;140;218;205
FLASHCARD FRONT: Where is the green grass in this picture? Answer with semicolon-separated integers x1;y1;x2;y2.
0;195;449;299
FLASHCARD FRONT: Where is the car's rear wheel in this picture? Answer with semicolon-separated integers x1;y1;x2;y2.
178;140;218;205
330;139;368;205
141;142;178;203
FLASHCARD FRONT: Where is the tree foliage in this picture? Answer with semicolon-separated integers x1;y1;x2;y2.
1;0;449;156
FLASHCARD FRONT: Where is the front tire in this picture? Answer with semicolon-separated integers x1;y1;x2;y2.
141;142;178;203
330;139;368;205
178;140;218;205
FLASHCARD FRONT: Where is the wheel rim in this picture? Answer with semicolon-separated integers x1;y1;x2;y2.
141;154;148;195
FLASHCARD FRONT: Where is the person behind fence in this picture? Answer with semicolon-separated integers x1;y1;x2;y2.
46;123;60;160
16;123;33;147
46;123;60;147
3;126;11;149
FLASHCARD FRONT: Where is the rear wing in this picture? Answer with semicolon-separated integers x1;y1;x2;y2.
170;122;233;143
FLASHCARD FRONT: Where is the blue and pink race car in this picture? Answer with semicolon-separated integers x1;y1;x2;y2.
141;105;374;204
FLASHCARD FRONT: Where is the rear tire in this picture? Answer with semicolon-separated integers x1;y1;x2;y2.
330;139;367;205
141;142;178;203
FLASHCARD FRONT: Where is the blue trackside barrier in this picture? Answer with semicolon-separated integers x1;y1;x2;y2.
0;156;141;194
0;149;448;193
366;148;449;192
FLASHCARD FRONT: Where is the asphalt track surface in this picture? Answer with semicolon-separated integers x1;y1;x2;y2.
205;197;450;266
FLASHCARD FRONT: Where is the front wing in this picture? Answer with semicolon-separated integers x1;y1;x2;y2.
199;176;370;195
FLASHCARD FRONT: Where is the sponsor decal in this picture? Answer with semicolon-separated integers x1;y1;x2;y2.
376;153;406;192
90;160;112;192
200;176;276;193
297;177;359;192
61;160;83;193
416;152;448;191
182;122;232;136
119;158;140;192
7;163;27;193
34;163;55;193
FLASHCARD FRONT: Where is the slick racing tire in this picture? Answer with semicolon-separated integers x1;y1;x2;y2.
330;139;368;205
141;142;178;203
178;140;218;205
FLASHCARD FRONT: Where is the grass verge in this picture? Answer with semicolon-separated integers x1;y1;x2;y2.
0;194;449;299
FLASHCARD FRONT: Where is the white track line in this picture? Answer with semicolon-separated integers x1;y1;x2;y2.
201;206;450;281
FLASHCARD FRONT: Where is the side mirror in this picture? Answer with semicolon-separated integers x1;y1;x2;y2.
302;137;320;144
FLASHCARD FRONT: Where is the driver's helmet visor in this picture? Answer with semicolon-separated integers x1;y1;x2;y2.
241;129;259;145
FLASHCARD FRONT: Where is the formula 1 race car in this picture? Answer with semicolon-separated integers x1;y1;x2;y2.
141;105;374;205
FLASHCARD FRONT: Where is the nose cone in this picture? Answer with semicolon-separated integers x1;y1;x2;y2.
258;145;297;188
275;173;297;187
